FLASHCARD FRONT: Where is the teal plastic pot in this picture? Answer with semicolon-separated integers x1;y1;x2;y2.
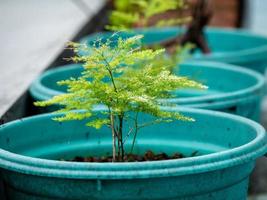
0;107;266;199
80;27;267;74
30;64;83;101
29;62;265;121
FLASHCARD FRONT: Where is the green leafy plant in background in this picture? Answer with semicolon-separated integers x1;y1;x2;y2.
107;0;211;56
107;0;196;73
107;0;191;31
35;35;206;162
150;42;195;72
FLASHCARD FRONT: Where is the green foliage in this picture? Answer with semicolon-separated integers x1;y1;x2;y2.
150;42;195;72
35;34;206;161
107;0;194;75
107;0;190;31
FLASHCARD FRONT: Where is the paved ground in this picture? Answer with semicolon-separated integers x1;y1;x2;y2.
249;194;267;200
0;0;104;117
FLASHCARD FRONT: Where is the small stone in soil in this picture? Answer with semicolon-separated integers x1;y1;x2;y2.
144;150;155;161
73;156;84;162
173;153;183;159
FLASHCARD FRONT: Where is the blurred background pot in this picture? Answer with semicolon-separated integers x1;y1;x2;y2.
80;27;267;74
30;62;265;121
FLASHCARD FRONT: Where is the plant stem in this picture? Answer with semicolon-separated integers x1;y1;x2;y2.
130;112;139;154
117;134;121;160
107;68;118;93
102;55;121;160
110;112;117;162
118;113;124;160
100;53;118;93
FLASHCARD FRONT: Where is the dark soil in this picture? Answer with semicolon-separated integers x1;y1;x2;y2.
67;150;184;163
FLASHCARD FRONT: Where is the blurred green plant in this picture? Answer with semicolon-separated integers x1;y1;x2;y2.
107;0;211;56
106;0;196;73
106;0;191;31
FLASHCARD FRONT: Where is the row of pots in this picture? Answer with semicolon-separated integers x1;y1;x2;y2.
1;27;267;199
81;27;267;74
30;61;265;121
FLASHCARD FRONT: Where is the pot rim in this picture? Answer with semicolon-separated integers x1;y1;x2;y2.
80;27;267;64
29;61;265;105
29;63;81;101
0;107;266;179
164;61;265;104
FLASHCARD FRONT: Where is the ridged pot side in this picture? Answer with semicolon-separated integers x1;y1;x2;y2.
0;107;266;199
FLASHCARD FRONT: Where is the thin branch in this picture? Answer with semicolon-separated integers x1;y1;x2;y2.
137;119;163;130
108;107;117;162
123;127;134;144
130;112;139;153
99;53;118;93
118;113;125;159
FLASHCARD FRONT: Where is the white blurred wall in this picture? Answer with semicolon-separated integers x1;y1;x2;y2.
0;0;105;116
244;0;267;35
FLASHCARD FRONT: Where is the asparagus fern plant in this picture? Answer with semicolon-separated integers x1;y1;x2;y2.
35;35;206;162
